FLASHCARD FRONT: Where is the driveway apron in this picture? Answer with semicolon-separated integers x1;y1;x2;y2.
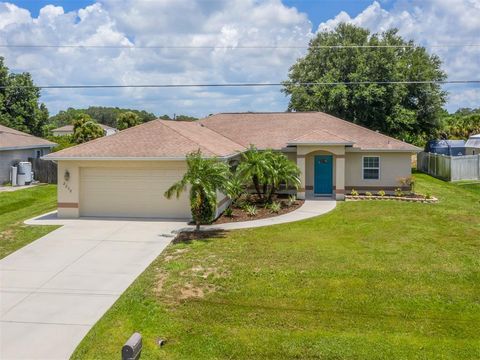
0;220;183;360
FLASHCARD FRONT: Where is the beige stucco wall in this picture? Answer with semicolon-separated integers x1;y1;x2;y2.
345;151;412;190
285;146;412;199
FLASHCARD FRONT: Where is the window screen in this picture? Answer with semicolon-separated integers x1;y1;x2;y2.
363;157;379;180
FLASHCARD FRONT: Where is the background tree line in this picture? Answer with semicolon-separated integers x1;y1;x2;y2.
1;24;479;148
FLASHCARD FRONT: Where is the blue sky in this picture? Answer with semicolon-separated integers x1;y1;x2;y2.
14;0;387;26
0;0;478;116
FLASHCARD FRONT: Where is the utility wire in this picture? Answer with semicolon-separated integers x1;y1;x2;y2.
1;80;479;90
1;44;480;49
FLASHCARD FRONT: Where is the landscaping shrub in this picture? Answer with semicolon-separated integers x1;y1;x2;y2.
350;189;359;196
224;207;233;217
268;201;281;213
288;194;297;206
244;204;257;217
377;190;386;197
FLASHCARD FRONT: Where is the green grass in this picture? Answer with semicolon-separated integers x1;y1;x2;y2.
452;180;480;196
0;185;59;259
73;174;480;359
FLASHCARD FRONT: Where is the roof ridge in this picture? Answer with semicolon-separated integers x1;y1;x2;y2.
291;128;353;143
159;120;220;156
198;121;246;150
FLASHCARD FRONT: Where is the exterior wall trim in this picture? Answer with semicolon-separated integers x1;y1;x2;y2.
58;202;79;208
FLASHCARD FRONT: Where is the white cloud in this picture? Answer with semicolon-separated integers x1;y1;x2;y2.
318;0;480;111
0;0;313;116
0;0;478;116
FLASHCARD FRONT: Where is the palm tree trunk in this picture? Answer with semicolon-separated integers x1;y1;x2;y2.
267;184;276;202
252;175;262;199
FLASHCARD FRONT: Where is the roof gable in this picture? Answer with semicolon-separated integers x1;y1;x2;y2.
0;124;56;150
45;120;244;159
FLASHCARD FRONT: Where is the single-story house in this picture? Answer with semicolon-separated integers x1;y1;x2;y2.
52;124;118;137
44;112;420;219
465;134;480;155
0;124;56;184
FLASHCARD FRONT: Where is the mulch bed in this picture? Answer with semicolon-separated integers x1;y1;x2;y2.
346;194;438;203
212;194;304;224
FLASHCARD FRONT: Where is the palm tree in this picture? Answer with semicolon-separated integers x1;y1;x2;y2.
223;173;245;206
237;145;272;199
164;150;229;231
265;152;300;202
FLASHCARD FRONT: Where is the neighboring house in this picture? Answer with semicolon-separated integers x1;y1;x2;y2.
0;124;56;184
465;134;480;155
44;112;420;219
52;124;118;137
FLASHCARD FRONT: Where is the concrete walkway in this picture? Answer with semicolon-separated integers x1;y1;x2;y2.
201;198;336;230
1;199;335;359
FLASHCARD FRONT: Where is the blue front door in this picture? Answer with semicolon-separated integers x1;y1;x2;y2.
314;155;333;195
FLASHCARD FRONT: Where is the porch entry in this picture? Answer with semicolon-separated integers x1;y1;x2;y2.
314;155;333;196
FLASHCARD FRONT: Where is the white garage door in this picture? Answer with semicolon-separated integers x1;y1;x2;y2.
80;167;191;218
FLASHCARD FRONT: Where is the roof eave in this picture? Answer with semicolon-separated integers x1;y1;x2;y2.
1;144;56;151
42;152;242;161
347;147;421;153
287;141;355;146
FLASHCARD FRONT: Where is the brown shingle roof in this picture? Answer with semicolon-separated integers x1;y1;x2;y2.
200;112;420;151
45;120;245;159
0;125;56;150
45;112;420;160
289;129;354;145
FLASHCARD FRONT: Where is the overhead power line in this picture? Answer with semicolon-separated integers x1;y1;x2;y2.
1;80;479;90
1;44;480;50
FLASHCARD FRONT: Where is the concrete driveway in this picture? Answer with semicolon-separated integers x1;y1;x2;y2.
0;219;185;360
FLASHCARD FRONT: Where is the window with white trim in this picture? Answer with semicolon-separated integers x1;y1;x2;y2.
363;156;380;180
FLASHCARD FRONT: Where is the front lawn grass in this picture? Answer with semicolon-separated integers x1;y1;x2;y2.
0;185;58;259
73;174;480;359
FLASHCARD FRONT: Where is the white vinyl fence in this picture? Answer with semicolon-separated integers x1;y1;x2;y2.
417;152;480;181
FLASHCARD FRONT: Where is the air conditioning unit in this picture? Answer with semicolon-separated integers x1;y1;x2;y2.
18;162;33;184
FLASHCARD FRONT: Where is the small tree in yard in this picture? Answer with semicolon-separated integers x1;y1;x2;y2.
117;111;141;130
72;114;104;144
237;145;272;199
264;152;301;202
238;146;300;201
164;150;230;231
223;173;245;206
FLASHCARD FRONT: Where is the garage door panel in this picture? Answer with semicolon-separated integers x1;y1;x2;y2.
80;167;190;219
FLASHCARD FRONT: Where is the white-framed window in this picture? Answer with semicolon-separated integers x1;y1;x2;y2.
362;156;380;180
